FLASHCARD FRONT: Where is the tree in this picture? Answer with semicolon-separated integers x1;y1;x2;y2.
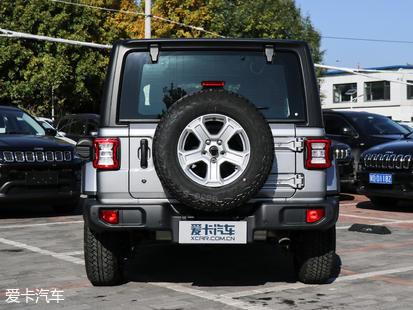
0;0;141;117
152;0;322;63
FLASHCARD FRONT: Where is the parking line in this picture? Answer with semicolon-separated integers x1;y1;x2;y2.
0;220;83;229
0;237;84;265
60;250;84;256
223;265;413;298
2;234;413;309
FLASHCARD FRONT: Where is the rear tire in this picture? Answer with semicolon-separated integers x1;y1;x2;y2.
293;226;339;284
84;222;126;286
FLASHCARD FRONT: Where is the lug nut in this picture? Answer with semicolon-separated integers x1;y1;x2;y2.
202;151;207;155
206;139;211;145
220;151;225;155
217;140;222;145
211;158;217;163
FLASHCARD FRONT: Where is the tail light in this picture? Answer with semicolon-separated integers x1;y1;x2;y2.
201;80;225;88
305;139;331;169
306;208;325;223
93;138;120;170
99;209;119;224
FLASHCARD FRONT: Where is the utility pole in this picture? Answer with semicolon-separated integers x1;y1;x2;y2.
145;0;152;39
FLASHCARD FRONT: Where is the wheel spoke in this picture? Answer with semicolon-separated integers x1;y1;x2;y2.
179;149;204;168
191;120;210;142
218;119;240;142
223;150;249;167
207;160;221;185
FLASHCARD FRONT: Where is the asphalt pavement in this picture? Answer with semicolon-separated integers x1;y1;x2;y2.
0;194;413;310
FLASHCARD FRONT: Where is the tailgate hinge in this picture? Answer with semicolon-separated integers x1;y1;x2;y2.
276;173;305;190
274;137;304;152
265;45;275;63
149;44;159;63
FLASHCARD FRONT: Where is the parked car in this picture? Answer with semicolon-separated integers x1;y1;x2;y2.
0;105;81;212
82;39;340;286
323;110;411;187
56;114;100;142
398;122;413;133
331;140;353;185
358;137;413;207
35;117;76;145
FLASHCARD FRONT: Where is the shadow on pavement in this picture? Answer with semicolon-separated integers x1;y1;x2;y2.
125;243;298;286
339;194;355;201
356;200;413;213
0;203;82;219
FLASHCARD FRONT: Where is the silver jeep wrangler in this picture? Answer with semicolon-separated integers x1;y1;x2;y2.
82;39;340;286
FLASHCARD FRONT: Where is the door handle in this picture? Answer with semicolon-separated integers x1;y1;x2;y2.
139;139;149;169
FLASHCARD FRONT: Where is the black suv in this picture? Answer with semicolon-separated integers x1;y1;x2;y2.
0;105;81;212
56;114;100;142
323;110;411;186
358;137;413;206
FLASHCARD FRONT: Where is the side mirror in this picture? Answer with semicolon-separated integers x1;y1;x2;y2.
342;127;356;137
44;128;57;136
76;139;93;161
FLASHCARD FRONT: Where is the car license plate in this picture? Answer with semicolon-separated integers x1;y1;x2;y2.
179;221;247;244
369;173;392;185
26;171;59;185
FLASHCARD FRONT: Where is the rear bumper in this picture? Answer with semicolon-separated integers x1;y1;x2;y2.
357;171;413;200
83;196;339;243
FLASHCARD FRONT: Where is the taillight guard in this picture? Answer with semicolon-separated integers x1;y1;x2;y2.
305;138;331;169
93;138;120;170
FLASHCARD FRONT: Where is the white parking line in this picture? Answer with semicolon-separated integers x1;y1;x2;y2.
0;237;84;265
150;282;267;310
0;220;83;229
223;265;413;298
2;234;413;309
60;250;84;256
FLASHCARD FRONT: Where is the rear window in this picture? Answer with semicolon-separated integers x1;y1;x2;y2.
119;51;306;121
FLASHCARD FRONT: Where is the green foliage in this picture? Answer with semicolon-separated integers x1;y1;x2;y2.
0;0;322;117
0;0;140;117
153;0;323;63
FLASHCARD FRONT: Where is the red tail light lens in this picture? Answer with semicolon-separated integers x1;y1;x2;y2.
201;80;225;88
93;138;120;170
306;208;325;223
99;209;119;224
305;139;331;169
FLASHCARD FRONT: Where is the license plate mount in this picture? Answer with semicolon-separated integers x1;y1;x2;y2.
178;221;247;244
26;171;59;185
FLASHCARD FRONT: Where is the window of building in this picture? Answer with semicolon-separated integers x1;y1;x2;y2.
333;83;357;103
364;81;390;101
407;80;413;99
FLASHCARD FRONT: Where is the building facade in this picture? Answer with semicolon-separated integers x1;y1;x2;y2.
319;65;413;122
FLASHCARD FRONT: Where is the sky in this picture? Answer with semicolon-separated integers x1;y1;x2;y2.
295;0;413;68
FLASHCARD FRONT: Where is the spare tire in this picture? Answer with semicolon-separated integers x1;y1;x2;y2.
153;89;274;213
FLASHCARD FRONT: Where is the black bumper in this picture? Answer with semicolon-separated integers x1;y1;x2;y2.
84;196;339;243
358;171;413;200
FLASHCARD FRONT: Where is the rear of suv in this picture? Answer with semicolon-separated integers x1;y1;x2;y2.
82;39;339;286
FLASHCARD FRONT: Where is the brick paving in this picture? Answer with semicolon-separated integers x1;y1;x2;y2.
0;196;412;309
